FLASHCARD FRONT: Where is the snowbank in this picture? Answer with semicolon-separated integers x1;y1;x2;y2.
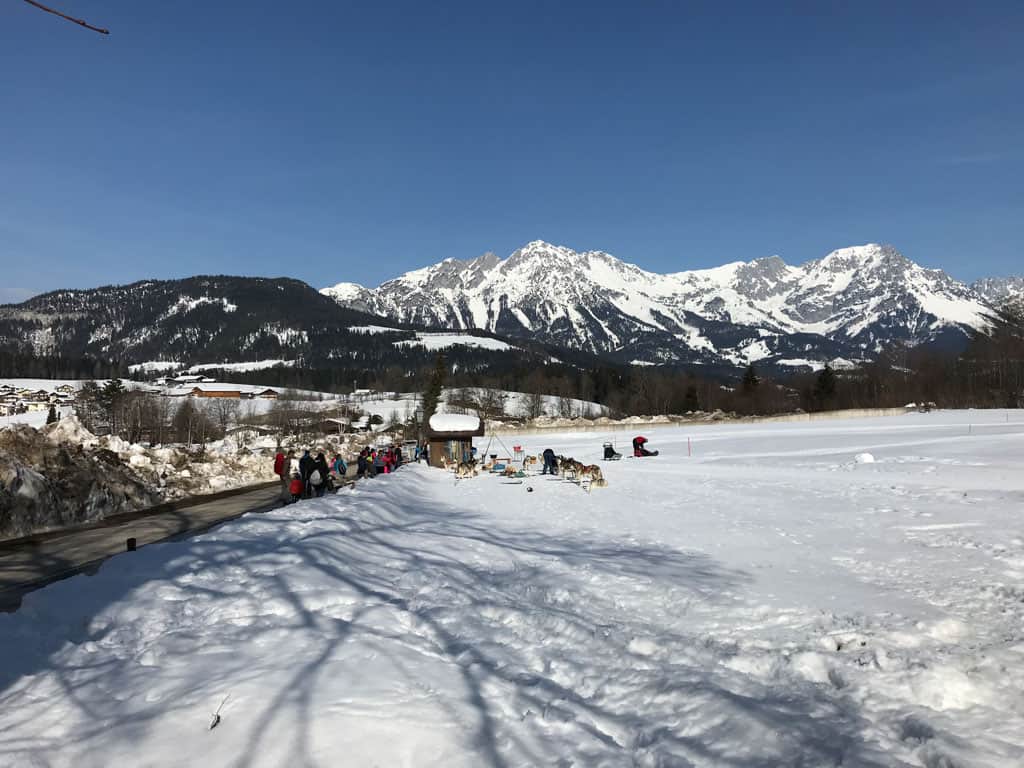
0;423;158;539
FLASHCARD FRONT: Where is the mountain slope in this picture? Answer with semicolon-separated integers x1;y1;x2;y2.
0;276;578;374
972;276;1024;308
323;241;1002;366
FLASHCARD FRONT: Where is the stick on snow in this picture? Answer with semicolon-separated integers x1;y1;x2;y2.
209;694;230;730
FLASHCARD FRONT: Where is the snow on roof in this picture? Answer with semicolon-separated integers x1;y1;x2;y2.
428;413;481;432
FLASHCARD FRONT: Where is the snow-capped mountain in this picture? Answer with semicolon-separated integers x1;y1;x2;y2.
322;241;1003;367
972;276;1024;308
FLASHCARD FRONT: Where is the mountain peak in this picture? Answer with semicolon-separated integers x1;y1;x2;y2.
814;243;907;271
320;240;1000;368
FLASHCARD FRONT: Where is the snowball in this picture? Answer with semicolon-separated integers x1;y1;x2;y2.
854;453;875;464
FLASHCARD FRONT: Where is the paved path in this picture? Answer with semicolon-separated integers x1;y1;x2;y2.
0;484;286;611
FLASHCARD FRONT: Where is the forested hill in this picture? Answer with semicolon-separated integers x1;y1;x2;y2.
0;274;599;385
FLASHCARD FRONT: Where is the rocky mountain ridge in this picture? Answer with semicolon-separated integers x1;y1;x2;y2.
323;241;1021;367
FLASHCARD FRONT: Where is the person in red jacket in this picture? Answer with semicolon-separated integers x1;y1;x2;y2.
288;473;304;503
273;450;290;504
632;436;658;457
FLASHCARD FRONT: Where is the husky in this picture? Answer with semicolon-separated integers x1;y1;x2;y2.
455;460;479;479
578;464;607;488
558;457;583;480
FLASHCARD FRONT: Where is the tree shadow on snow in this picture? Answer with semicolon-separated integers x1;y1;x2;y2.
0;473;904;767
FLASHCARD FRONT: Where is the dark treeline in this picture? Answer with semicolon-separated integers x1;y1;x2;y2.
0;351;129;381
219;305;1024;417
5;305;1022;417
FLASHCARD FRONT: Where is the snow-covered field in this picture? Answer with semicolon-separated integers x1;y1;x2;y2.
2;411;1023;766
395;332;514;352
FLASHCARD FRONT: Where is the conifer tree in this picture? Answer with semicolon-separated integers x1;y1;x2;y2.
420;353;447;424
813;365;837;410
741;364;759;395
683;384;700;412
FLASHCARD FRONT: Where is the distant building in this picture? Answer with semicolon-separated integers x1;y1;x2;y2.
187;386;242;399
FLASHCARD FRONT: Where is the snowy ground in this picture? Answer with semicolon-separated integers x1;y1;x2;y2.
2;411;1023;766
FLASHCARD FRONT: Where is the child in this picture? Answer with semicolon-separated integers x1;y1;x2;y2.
289;473;304;503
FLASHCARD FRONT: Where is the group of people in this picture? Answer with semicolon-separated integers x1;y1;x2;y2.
355;445;403;478
273;449;349;503
273;442;423;504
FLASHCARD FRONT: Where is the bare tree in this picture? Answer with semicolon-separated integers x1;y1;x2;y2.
208;397;240;435
523;391;545;420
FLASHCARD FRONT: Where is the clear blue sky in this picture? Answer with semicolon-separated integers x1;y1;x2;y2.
2;0;1021;302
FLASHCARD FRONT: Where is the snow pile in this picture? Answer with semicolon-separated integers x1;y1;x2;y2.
428;413;480;432
0;424;158;539
42;414;98;447
854;452;876;463
1;419;287;538
2;411;1024;765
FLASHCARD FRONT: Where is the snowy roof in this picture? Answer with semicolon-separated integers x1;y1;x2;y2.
428;413;481;433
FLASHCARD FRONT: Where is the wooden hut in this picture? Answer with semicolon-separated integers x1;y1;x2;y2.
426;413;484;468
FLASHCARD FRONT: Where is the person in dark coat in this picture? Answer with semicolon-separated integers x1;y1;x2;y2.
298;450;315;497
542;448;558;475
313;452;330;496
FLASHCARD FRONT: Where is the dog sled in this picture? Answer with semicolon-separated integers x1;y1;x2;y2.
603;442;622;461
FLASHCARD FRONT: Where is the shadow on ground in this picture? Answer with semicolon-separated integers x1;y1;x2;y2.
0;470;903;767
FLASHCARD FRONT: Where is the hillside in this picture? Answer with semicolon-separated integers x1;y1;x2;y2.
0;276;583;379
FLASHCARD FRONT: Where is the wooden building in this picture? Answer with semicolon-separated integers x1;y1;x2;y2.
426;413;484;468
188;386;242;399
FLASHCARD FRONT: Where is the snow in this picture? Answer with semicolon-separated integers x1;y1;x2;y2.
0;378;87;392
0;411;51;430
395;332;514;352
159;295;237;320
428;413;480;432
2;410;1024;765
346;325;403;334
128;361;181;373
185;360;295;373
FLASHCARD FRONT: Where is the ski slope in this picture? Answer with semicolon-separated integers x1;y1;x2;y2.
1;411;1023;766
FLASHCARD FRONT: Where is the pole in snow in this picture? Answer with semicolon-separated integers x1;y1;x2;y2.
688;437;692;457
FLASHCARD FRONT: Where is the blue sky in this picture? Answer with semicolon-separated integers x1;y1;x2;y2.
1;1;1021;302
